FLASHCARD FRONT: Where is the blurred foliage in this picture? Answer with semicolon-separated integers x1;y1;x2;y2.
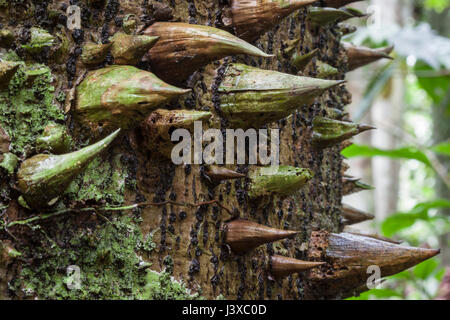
424;0;450;12
343;1;449;300
381;199;450;237
342;144;432;167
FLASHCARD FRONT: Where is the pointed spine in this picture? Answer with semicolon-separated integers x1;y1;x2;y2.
341;204;375;225
205;166;246;182
271;255;325;278
75;66;191;130
110;33;159;65
281;38;301;58
219;63;345;128
344;227;402;245
143;22;272;83
16;129;120;209
225;219;299;254
308;7;356;27
231;0;317;42
248;166;313;198
306;231;440;299
344;43;394;71
0;61;20;90
312;117;375;149
291;48;319;70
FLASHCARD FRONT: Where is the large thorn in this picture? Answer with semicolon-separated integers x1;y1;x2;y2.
231;0;317;42
305;231;440;299
312;117;375;149
341;204;375;225
110;33;159;65
219;63;345;128
344;43;394;71
271;255;325;278
16;129;120;209
308;7;366;27
344;227;402;244
225;219;299;254
75;66;191;130
143;22;272;83
248;166;313;198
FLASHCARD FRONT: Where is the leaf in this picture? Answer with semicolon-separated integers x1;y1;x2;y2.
413;258;439;280
381;199;450;236
415;62;450;105
347;289;403;300
431;141;450;156
353;61;396;122
341;144;432;167
424;0;450;13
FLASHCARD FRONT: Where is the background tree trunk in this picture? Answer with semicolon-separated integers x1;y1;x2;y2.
0;0;350;299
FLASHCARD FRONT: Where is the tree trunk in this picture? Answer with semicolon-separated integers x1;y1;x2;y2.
1;0;355;300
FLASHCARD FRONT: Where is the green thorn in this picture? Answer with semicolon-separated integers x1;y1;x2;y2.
219;63;345;128
17;129;121;209
76;65;191;130
312;117;375;149
248;166;313;198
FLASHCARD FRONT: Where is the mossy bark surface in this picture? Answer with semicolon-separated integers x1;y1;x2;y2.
0;0;350;300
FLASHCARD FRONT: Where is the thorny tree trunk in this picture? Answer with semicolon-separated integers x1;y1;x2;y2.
1;0;359;300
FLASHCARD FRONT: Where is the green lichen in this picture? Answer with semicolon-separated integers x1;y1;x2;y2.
0;59;64;158
139;269;202;300
12;215;201;300
65;153;126;205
